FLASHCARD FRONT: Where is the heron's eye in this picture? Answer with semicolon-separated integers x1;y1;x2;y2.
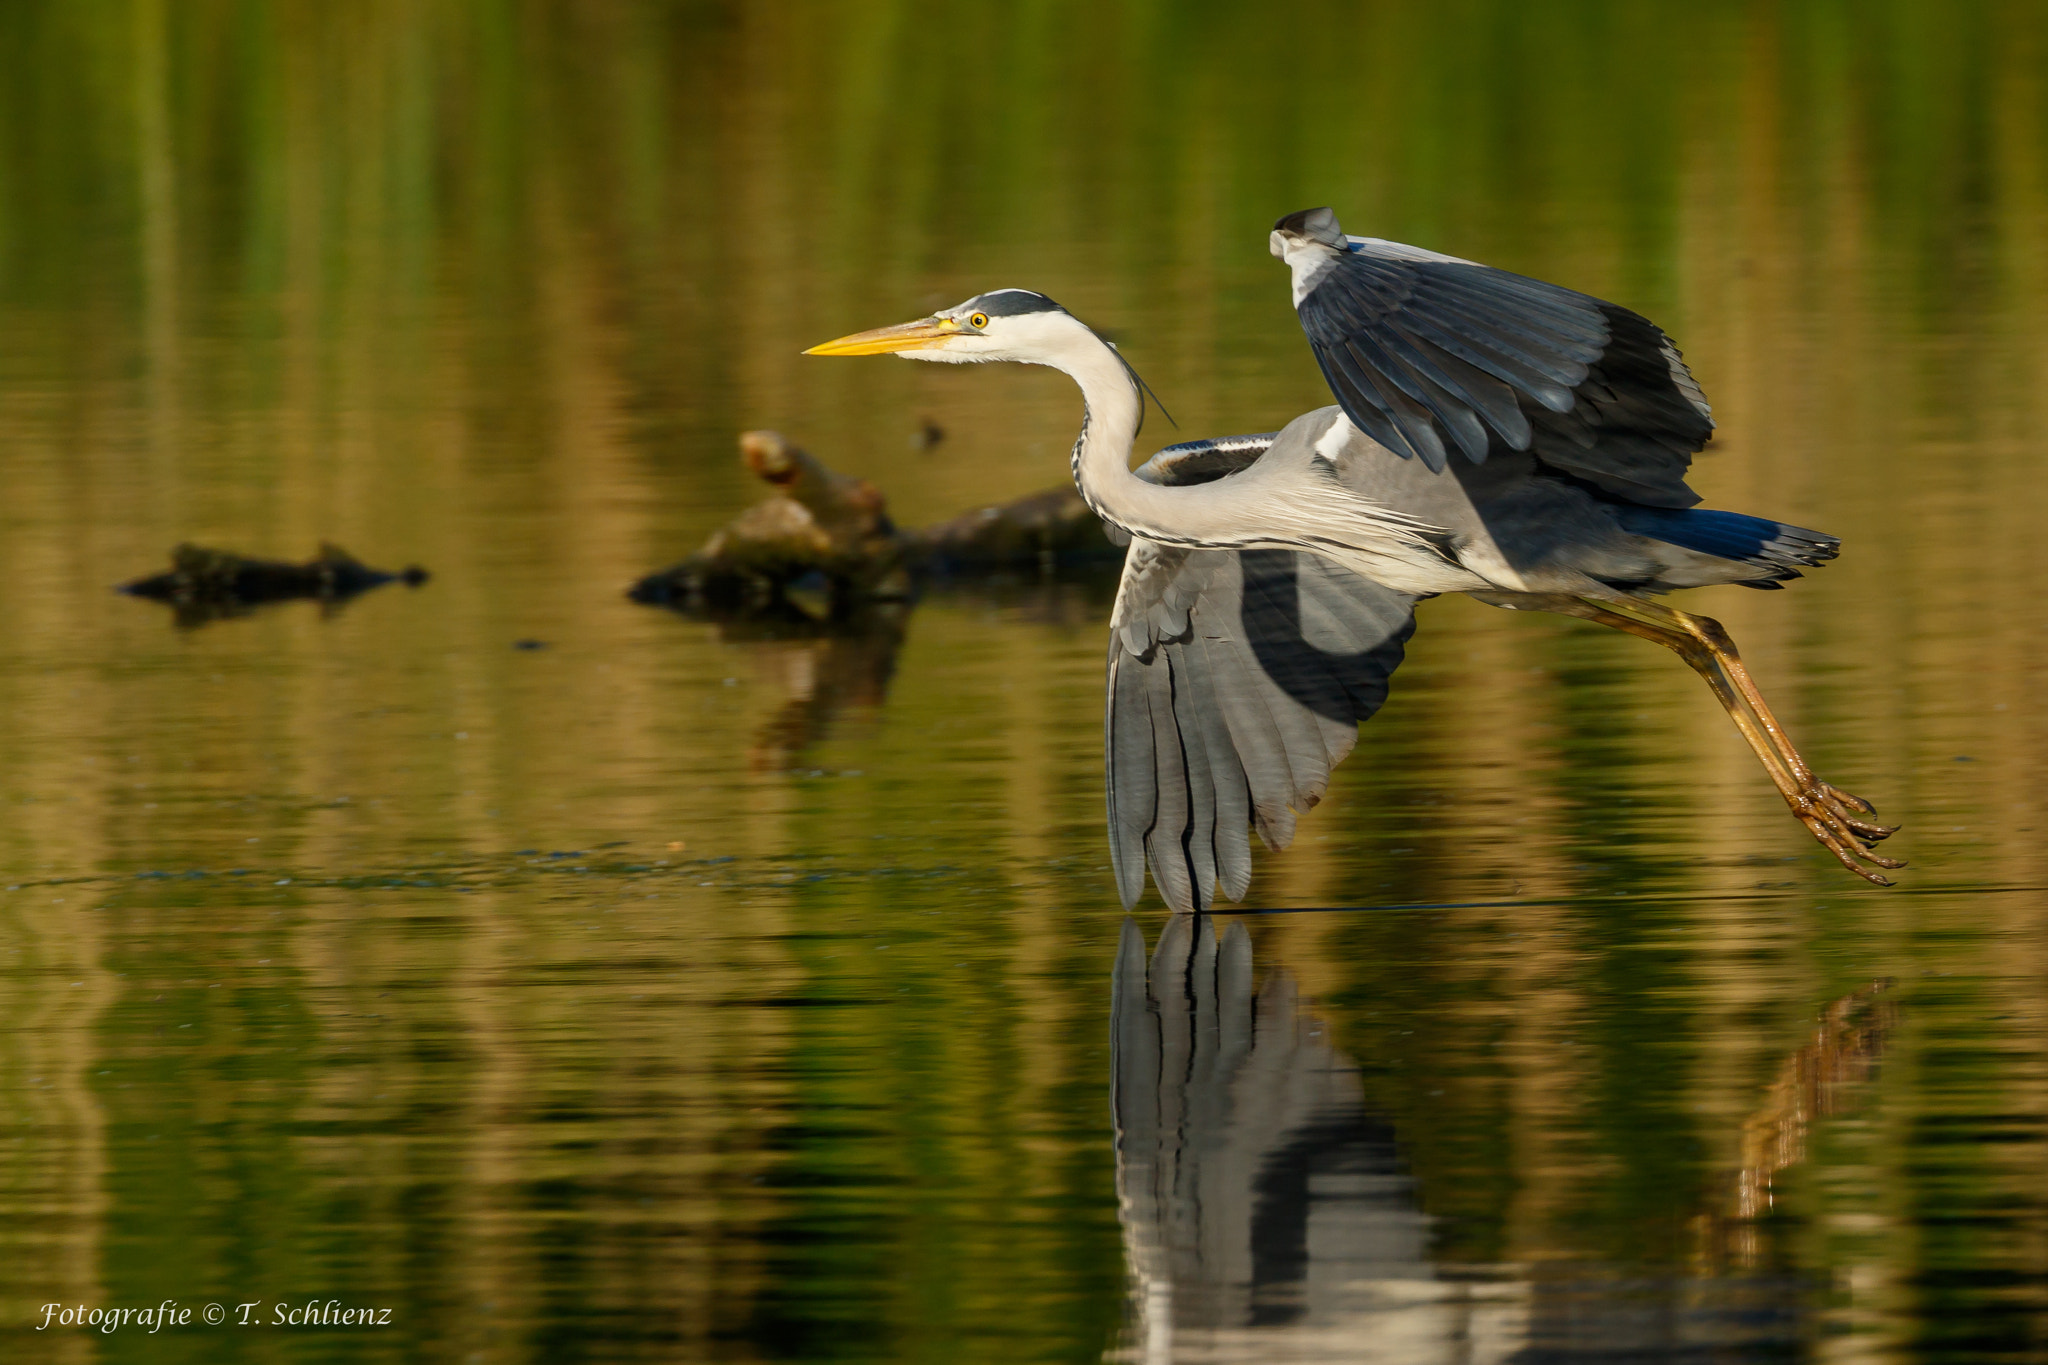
968;312;989;330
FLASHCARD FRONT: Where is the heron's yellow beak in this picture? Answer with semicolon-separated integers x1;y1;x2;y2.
804;317;961;356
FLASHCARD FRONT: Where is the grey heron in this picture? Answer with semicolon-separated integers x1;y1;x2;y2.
807;207;1900;910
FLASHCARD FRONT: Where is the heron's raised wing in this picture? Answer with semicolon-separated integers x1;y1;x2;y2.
1278;208;1713;509
1106;542;1416;912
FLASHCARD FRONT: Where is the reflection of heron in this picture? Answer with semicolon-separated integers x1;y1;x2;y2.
1109;916;1525;1363
1109;922;1885;1362
809;206;1899;910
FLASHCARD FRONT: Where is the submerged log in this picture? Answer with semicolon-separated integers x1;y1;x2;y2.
121;543;429;625
904;485;1114;573
631;430;1118;616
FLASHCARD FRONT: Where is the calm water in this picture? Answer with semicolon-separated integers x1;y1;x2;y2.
3;3;2048;1361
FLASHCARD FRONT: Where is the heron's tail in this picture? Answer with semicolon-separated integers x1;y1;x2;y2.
1615;507;1840;588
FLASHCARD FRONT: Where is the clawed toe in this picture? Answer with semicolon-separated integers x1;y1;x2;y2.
1821;785;1899;842
1801;816;1897;884
1828;809;1901;848
1849;843;1907;870
1839;860;1896;888
1797;781;1905;878
1826;785;1877;816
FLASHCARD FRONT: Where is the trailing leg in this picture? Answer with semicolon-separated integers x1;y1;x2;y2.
1487;591;1902;884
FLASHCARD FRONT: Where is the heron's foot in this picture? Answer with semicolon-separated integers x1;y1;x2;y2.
1820;783;1900;842
1538;591;1905;885
1786;780;1904;885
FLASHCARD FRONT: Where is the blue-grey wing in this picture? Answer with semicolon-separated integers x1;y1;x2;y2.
1287;221;1714;509
1105;541;1417;912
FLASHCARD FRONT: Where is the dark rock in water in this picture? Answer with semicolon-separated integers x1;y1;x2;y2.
120;543;428;626
905;485;1121;575
632;429;1121;618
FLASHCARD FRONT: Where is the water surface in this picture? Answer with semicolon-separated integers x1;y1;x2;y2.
2;3;2047;1361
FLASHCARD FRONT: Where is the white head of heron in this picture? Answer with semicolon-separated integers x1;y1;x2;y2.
804;289;1091;366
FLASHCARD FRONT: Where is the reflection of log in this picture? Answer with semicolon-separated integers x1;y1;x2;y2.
629;430;1118;618
119;543;428;627
1700;980;1898;1267
725;608;907;771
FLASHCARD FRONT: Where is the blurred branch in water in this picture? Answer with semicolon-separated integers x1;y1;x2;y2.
1698;979;1899;1269
630;429;1119;620
631;431;909;617
118;542;428;628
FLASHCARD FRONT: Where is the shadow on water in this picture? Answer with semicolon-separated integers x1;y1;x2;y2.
1109;916;1901;1363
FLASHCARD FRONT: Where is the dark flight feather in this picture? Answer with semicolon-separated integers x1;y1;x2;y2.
1282;216;1715;508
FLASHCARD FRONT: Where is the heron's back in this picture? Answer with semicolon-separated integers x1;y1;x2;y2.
1268;407;1836;597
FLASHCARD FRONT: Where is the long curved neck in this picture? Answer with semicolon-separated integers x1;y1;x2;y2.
1043;329;1195;541
1033;316;1437;563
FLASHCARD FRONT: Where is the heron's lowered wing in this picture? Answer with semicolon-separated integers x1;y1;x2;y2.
1106;542;1416;912
1287;221;1714;509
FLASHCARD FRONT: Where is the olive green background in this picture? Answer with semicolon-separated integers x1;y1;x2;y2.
2;2;2045;1360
